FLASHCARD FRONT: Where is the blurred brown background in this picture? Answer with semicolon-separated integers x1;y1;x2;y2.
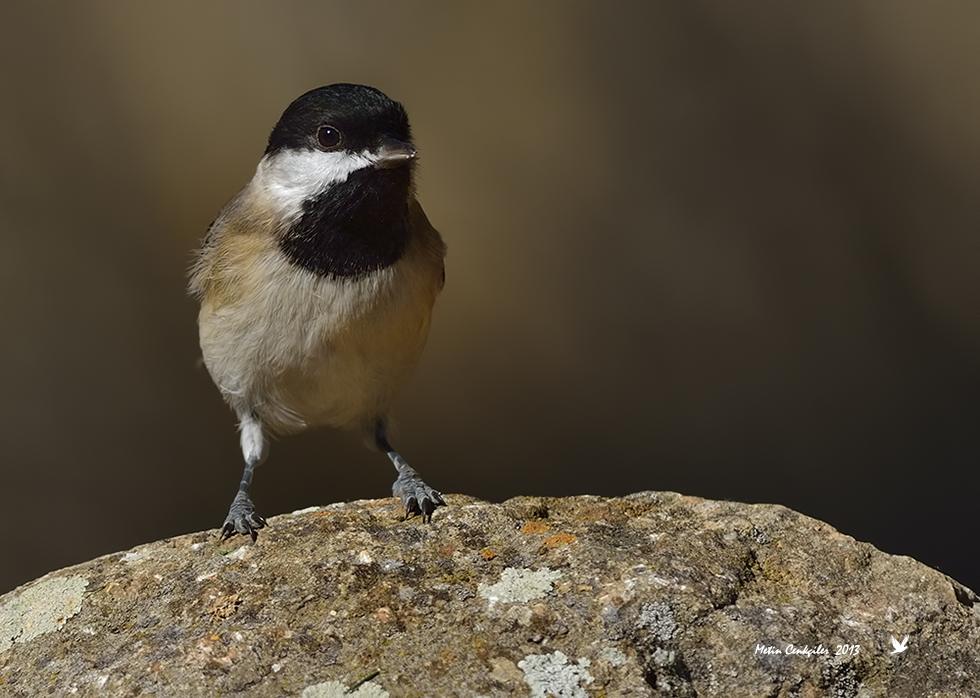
2;2;979;595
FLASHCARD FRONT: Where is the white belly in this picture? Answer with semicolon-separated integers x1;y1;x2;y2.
198;242;437;434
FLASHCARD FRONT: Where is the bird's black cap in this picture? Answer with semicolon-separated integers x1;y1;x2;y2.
265;83;412;156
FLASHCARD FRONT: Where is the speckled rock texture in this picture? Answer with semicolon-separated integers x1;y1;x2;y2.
1;493;977;697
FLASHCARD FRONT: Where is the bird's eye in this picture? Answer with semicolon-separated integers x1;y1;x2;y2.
316;125;342;150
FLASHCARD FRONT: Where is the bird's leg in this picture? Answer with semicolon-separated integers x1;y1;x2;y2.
374;418;444;523
221;413;268;541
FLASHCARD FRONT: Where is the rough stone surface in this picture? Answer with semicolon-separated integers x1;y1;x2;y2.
0;492;977;697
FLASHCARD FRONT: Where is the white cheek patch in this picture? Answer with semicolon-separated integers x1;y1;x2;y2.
254;148;378;220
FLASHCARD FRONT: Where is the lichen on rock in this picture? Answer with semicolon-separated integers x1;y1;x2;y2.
0;575;89;653
0;492;977;697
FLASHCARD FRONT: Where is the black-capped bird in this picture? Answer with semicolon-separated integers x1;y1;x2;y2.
189;84;446;540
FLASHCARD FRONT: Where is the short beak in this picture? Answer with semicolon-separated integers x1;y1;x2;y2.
375;137;416;169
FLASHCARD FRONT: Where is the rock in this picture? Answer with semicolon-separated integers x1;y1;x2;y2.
0;492;977;697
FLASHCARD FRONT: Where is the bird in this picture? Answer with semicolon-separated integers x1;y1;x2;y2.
890;634;909;654
189;83;447;541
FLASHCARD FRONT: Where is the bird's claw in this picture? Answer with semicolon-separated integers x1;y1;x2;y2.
393;466;445;523
220;493;266;541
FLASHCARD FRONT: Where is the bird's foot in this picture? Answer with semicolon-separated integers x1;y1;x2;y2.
391;460;445;523
220;492;267;541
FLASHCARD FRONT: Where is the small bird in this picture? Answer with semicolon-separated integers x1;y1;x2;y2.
189;84;447;540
